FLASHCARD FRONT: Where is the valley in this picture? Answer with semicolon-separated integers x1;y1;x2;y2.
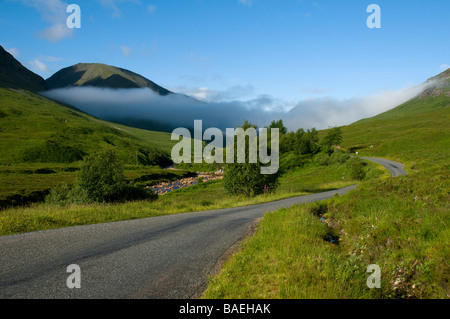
0;43;448;299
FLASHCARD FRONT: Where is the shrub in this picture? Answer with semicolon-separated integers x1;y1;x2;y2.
46;150;158;205
329;151;350;165
224;162;280;197
315;152;330;166
76;150;128;203
347;158;366;181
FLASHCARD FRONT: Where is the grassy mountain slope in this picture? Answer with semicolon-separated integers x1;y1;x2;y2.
0;45;48;92
0;87;180;208
356;68;450;123
0;88;175;166
340;68;449;170
46;63;172;96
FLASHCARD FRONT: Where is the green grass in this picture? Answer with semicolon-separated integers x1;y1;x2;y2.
0;164;194;209
202;90;450;299
203;166;449;299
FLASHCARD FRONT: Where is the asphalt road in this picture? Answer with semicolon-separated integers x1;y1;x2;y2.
0;157;406;299
360;157;407;177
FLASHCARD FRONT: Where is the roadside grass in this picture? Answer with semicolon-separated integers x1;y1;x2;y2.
0;160;377;236
202;166;449;299
202;203;373;299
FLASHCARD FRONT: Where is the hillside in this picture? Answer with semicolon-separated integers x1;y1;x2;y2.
0;88;175;166
46;63;172;96
0;45;48;92
355;68;450;123
339;69;450;170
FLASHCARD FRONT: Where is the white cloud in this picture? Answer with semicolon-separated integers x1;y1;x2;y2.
238;0;253;6
98;0;142;18
147;5;156;13
440;64;449;72
6;48;20;59
19;0;74;42
120;46;132;58
179;85;255;102
28;59;51;74
282;83;430;131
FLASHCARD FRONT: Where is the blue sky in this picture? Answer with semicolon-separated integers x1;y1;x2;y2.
1;0;449;120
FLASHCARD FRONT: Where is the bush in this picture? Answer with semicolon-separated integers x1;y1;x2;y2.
46;150;158;205
329;151;350;165
279;151;309;172
315;152;330;166
76;150;128;203
45;183;89;205
347;158;366;181
224;162;280;197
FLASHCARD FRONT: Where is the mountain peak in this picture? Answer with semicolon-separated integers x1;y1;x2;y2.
46;62;173;96
419;68;450;99
0;45;48;92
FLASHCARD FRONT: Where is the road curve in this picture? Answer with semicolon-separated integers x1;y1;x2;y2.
0;157;405;299
360;157;407;177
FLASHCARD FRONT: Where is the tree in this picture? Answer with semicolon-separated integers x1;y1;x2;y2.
223;120;280;197
295;128;319;155
321;126;343;155
76;150;128;203
268;119;287;135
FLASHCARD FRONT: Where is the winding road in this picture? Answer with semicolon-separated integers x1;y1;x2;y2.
0;157;406;299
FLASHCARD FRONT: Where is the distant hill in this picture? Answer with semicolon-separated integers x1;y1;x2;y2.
46;63;173;96
0;45;48;92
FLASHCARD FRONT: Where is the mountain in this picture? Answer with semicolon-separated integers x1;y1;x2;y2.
44;62;204;133
46;63;172;96
0;49;178;166
0;45;48;92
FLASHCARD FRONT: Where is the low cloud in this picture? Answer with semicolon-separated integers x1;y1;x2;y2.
41;82;430;133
